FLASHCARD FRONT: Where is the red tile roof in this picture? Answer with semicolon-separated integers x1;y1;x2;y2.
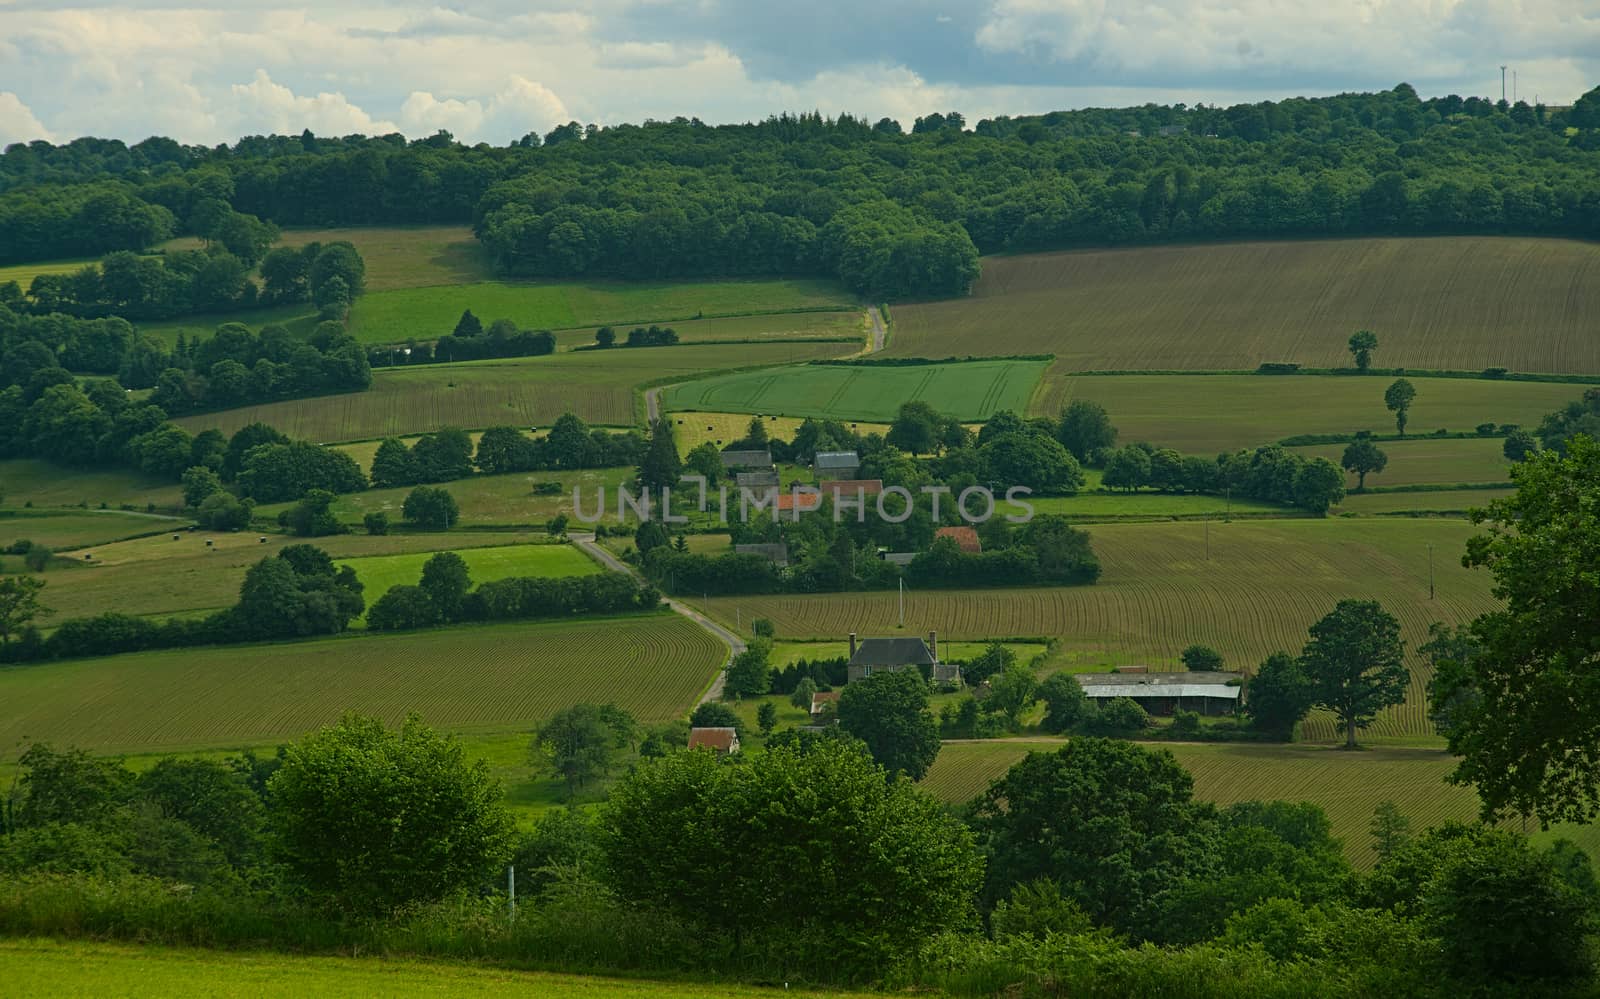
688;727;739;752
935;525;982;553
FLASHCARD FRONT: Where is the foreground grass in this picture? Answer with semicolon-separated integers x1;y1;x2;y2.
0;614;721;758
0;938;869;998
665;358;1051;423
893;236;1600;374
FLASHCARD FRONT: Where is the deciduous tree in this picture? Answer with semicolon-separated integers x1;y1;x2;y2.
1300;600;1408;749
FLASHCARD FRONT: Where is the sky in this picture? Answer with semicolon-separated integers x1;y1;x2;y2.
1;1;1597;147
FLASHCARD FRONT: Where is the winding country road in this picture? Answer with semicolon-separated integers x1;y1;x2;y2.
572;532;745;705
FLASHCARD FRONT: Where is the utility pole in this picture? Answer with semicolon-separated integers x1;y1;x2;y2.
1428;543;1435;600
508;865;516;919
1205;516;1211;561
898;578;905;628
1500;66;1507;103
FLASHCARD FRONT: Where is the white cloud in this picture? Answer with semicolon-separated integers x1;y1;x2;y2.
0;92;55;145
230;70;399;136
0;2;1594;146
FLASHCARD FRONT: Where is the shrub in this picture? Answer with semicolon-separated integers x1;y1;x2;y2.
1171;710;1202;738
1087;697;1149;736
402;486;459;530
1179;644;1224;671
751;617;776;638
1481;367;1508;379
363;511;389;535
1256;362;1301;374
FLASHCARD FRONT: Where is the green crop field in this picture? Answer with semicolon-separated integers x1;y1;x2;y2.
0;939;874;998
692;518;1501;742
338;542;599;614
0;459;184;511
892;237;1600;374
1292;436;1513;489
0;511;174;553
0;614;721;758
174;341;856;441
1034;373;1579;454
664;359;1052;423
31;530;551;623
1334;487;1515;515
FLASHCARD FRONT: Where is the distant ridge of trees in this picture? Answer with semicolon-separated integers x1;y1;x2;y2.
1;84;1597;296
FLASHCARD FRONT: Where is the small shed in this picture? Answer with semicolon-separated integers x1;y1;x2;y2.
688;726;741;755
934;525;982;553
734;542;790;566
720;448;773;471
813;451;861;480
878;551;917;567
735;468;780;489
1075;671;1242;716
810;690;841;724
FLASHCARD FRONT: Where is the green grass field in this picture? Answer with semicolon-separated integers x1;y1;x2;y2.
1292;436;1512;489
1034;373;1579;454
252;467;636;531
1334;487;1515;515
30;530;552;623
0;939;868;998
691;518;1500;742
668;412;893;456
0;614;721;758
338;543;599;617
0;510;176;553
892;237;1600;374
0;256;96;288
664;359;1052;422
174;341;857;441
0;459;184;510
921;740;1483;868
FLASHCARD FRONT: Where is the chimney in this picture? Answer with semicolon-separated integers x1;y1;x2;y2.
849;633;857;657
928;630;938;661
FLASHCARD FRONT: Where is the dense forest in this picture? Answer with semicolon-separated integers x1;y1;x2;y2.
2;85;1598;298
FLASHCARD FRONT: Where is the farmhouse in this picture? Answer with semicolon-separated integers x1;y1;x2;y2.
934;525;982;553
813;450;861;479
734;542;789;566
1075;671;1242;716
847;632;961;685
688;727;741;754
720;448;773;471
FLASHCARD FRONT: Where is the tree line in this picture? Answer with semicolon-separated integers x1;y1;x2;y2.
6;84;1599;292
0;714;1591;993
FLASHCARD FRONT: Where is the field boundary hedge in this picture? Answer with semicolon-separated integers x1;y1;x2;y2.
812;353;1054;367
1064;367;1600;385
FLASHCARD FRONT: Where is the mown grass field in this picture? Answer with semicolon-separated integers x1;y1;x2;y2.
0;511;174;552
0;256;95;288
0;459;184;510
1334;487;1515;515
664;359;1052;422
692;518;1499;742
251;467;636;531
1034;373;1579;454
174;341;856;441
338;542;599;616
0;614;721;757
0;939;875;998
892;237;1600;374
570;309;865;344
344;279;855;346
32;531;551;623
921;740;1484;868
1292;436;1512;489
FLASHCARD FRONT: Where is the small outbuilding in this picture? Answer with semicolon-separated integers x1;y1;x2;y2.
734;542;790;566
735;468;780;489
934;525;982;553
809;690;840;724
813;451;861;480
688;726;741;755
720;448;773;471
1074;671;1242;716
